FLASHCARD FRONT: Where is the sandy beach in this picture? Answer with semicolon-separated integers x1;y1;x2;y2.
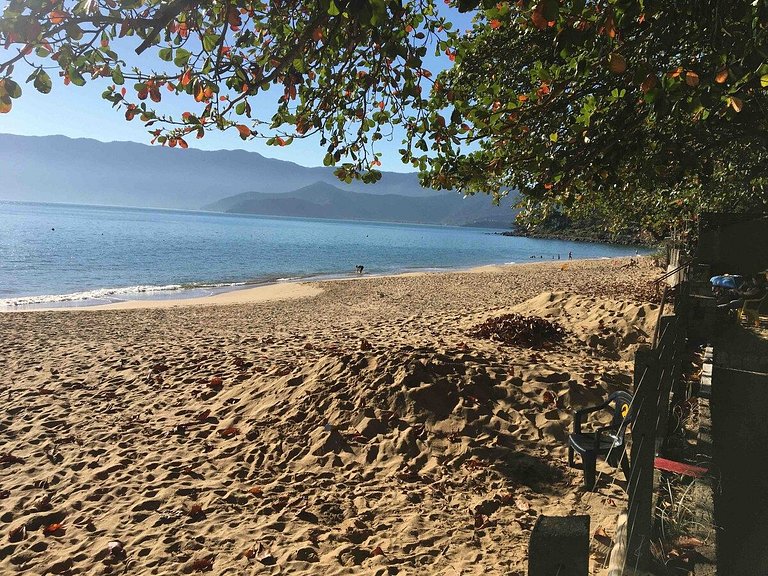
1;258;658;575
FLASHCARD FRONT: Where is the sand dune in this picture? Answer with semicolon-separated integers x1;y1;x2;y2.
0;258;657;575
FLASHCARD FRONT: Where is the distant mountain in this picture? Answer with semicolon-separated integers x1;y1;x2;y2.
203;181;516;227
0;133;440;209
0;133;516;227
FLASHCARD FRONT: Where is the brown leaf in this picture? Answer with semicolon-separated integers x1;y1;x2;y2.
685;71;700;87
715;67;729;83
676;535;704;549
248;487;263;496
640;74;657;93
594;526;613;547
608;53;626;74
8;524;26;542
190;555;215;571
371;545;385;556
218;426;240;438
474;513;486;529
195;409;212;422
185;503;204;517
531;6;548;30
542;390;557;405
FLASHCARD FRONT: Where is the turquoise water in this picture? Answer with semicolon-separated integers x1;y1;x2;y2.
0;201;641;308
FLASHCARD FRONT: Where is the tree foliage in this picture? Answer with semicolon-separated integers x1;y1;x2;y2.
1;0;767;234
0;0;452;183
416;0;768;235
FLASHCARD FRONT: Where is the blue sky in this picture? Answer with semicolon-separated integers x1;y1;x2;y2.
1;10;475;173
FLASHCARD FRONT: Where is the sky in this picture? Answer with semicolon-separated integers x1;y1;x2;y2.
0;8;474;173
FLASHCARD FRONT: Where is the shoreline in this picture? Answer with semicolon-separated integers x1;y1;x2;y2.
3;256;642;313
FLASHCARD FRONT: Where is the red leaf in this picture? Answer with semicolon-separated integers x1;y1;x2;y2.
236;125;251;138
208;376;223;388
218;426;240;438
490;19;501;29
43;522;63;535
371;545;384;556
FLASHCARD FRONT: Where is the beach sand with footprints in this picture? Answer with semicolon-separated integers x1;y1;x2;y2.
1;258;658;575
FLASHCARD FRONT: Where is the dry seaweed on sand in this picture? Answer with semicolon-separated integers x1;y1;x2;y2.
468;314;566;348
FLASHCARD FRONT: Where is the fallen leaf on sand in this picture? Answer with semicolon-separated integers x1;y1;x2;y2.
218;426;240;438
8;524;26;542
474;513;486;529
185;503;204;517
190;555;215;571
43;522;63;535
543;390;556;405
195;409;212;422
208;376;223;388
594;526;613;547
371;545;385;556
248;487;263;496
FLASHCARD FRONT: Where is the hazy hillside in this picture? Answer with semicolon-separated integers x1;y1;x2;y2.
0;133;439;209
203;181;516;227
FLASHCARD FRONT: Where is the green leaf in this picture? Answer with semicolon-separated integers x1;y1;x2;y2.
761;74;768;88
174;48;191;67
202;34;218;52
235;101;246;115
158;47;173;62
111;66;124;85
68;68;86;86
33;70;52;94
4;79;21;99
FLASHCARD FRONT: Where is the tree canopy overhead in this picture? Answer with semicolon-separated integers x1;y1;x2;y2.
1;0;767;235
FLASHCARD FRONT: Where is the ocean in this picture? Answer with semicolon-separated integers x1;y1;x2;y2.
0;201;642;309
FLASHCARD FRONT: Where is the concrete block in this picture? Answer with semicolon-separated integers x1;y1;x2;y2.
528;515;589;576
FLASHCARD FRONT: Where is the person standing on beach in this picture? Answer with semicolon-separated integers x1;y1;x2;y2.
568;251;573;260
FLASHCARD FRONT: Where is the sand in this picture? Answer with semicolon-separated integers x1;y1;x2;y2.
0;258;658;575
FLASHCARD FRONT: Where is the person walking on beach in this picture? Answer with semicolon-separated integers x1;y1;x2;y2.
568;251;573;260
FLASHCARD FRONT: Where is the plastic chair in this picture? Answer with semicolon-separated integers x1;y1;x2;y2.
567;391;633;491
738;293;767;326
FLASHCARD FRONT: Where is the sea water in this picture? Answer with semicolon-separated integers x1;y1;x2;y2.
0;201;642;309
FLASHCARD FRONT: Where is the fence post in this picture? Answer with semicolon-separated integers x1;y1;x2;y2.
655;316;678;445
627;347;658;570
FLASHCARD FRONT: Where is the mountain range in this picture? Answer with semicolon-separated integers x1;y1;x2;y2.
203;181;513;227
0;133;516;227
